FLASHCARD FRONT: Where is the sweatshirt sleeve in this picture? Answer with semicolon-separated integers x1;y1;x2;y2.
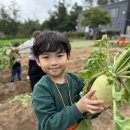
32;82;84;130
18;38;34;50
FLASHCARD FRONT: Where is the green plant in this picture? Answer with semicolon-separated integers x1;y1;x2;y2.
78;35;130;130
8;93;32;108
0;47;9;71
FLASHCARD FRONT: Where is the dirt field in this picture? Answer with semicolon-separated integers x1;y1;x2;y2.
0;46;130;130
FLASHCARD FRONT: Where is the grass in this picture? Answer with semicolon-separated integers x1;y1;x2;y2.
0;39;27;43
70;39;118;48
70;39;96;48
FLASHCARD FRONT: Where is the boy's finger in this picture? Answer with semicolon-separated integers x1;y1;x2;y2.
86;90;96;98
89;100;104;105
87;104;104;111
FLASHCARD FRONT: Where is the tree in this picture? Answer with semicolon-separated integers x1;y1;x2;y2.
41;1;82;32
84;0;120;6
55;1;68;31
18;19;40;38
66;3;82;31
0;1;19;38
0;1;42;38
97;0;119;5
41;1;68;32
81;7;111;39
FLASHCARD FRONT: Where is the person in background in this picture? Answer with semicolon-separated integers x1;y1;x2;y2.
32;31;104;130
117;34;129;47
27;31;41;80
18;30;46;91
10;44;21;83
18;31;41;50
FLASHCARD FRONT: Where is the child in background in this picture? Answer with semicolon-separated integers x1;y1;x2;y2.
10;45;21;82
32;31;104;130
18;30;46;91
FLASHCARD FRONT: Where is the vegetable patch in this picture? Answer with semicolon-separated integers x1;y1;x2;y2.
78;35;130;130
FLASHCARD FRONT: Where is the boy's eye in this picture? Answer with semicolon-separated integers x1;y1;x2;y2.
57;54;64;57
42;56;48;59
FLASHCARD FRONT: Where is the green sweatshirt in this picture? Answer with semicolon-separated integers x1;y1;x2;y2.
32;72;84;130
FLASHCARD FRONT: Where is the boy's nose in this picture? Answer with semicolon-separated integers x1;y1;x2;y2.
50;58;58;65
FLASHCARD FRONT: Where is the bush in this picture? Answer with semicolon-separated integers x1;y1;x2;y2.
63;32;84;39
0;32;6;39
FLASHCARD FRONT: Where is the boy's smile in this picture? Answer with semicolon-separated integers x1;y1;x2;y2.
49;67;60;71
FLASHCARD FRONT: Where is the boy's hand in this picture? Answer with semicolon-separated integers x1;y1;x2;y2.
76;90;104;114
16;58;21;62
11;47;16;51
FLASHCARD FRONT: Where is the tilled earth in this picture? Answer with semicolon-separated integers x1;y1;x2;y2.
0;47;130;130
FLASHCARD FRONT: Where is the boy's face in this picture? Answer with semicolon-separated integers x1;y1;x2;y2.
36;51;70;78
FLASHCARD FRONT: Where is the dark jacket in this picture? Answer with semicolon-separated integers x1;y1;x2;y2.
29;63;46;91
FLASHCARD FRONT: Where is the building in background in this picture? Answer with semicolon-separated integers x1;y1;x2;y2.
77;0;130;35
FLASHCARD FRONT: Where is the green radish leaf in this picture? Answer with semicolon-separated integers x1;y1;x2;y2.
76;119;92;130
79;35;130;130
115;111;130;130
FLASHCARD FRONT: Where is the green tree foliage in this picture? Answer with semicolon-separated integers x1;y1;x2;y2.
66;3;82;31
84;0;120;6
41;13;57;30
97;0;119;5
0;1;41;39
18;19;40;38
41;1;68;31
0;1;19;37
41;1;82;32
81;7;111;38
84;0;94;7
0;0;82;37
55;1;68;31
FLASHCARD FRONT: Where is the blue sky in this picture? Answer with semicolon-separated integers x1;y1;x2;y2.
0;0;83;23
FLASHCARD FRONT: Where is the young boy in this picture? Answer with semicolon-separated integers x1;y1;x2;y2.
32;31;104;130
10;45;21;82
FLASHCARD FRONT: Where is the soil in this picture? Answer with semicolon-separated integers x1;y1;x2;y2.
0;46;129;130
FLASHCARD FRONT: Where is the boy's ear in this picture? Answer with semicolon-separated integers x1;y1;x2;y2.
67;54;71;60
35;58;41;67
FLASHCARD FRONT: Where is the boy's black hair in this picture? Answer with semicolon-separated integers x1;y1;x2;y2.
12;42;20;47
33;31;71;58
